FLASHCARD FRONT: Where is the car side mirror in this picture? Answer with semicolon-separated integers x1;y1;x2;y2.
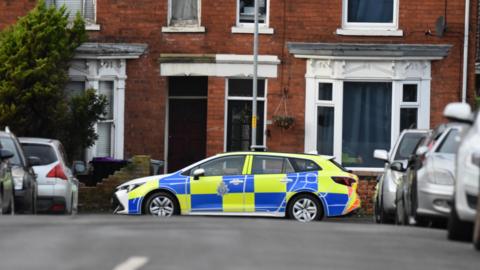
193;168;205;180
373;149;389;162
72;161;87;175
443;102;473;124
390;161;406;172
416;146;429;156
27;156;41;167
0;149;13;160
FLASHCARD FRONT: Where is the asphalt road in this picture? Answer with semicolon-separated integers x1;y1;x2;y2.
0;215;478;270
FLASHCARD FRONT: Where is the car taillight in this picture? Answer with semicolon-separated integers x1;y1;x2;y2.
331;177;356;187
47;164;68;180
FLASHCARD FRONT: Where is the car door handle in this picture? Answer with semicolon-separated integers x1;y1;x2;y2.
280;178;293;183
230;179;244;185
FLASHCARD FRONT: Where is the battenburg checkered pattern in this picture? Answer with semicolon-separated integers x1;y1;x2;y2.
127;169;359;217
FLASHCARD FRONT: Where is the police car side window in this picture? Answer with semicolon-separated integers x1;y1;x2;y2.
197;156;245;176
252;156;295;174
289;158;321;172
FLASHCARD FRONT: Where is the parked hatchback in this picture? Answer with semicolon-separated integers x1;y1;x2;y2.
396;122;468;226
0;131;37;214
20;138;80;214
373;129;429;223
445;103;480;241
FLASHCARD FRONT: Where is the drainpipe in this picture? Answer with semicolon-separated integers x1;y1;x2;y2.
461;0;471;102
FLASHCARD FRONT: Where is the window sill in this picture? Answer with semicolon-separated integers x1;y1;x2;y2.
86;24;101;31
162;26;206;33
336;28;403;37
231;26;274;35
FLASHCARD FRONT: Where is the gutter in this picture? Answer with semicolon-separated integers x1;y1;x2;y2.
462;0;471;102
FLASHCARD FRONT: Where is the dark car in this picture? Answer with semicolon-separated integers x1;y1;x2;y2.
0;130;38;214
0;143;14;215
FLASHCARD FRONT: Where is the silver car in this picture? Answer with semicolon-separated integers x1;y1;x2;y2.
396;122;469;226
19;138;79;214
373;129;429;223
447;103;480;241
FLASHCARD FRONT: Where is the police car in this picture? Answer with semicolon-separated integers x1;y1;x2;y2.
113;152;361;222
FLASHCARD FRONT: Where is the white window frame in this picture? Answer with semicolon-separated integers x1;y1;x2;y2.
398;81;421;132
162;0;205;33
315;80;338;157
337;0;402;36
311;79;428;171
51;0;100;31
96;80;117;158
232;0;274;34
224;78;268;151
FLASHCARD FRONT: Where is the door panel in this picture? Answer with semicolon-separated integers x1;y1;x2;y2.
168;99;207;172
252;174;287;213
168;77;208;173
188;155;248;213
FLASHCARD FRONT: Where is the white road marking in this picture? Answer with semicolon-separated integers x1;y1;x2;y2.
113;256;149;270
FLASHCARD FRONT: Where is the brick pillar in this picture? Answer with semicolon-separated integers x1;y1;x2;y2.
206;77;225;156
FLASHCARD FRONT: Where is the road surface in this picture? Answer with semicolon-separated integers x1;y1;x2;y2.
0;215;478;270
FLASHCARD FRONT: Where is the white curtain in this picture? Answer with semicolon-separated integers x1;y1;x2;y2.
171;0;198;26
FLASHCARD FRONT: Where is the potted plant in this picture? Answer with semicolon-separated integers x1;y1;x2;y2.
272;115;295;129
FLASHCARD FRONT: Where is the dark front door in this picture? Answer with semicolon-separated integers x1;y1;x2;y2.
167;77;208;172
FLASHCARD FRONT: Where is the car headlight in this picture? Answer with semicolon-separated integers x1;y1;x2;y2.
12;167;25;190
429;170;454;185
117;183;142;192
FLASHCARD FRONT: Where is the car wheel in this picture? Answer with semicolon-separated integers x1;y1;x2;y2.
474;219;480;250
447;201;473;241
395;197;407;225
8;192;14;215
144;192;179;217
288;194;323;223
374;195;382;223
0;191;3;215
70;197;78;216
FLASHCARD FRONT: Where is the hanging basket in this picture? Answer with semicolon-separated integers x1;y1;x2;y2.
272;88;295;129
272;115;295;129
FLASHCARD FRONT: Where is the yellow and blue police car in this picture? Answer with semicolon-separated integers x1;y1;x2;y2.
113;152;361;222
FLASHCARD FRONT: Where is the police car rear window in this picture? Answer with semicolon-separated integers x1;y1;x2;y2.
289;158;321;172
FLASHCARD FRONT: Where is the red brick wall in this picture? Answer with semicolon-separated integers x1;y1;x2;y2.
206;77;225;156
0;0;477;161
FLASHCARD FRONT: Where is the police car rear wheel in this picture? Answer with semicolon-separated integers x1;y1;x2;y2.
144;192;178;217
289;195;322;222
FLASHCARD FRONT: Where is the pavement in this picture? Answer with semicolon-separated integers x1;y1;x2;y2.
0;215;479;270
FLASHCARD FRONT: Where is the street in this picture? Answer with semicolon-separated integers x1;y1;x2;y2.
0;215;478;270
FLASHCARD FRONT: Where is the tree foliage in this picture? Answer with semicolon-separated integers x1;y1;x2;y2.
0;0;107;161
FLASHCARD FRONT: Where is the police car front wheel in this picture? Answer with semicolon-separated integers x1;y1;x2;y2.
144;192;179;217
288;195;323;222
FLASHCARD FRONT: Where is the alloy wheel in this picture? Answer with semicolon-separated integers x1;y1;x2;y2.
148;196;174;217
292;198;318;222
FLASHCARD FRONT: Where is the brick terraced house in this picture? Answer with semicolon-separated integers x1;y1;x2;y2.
0;0;478;176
